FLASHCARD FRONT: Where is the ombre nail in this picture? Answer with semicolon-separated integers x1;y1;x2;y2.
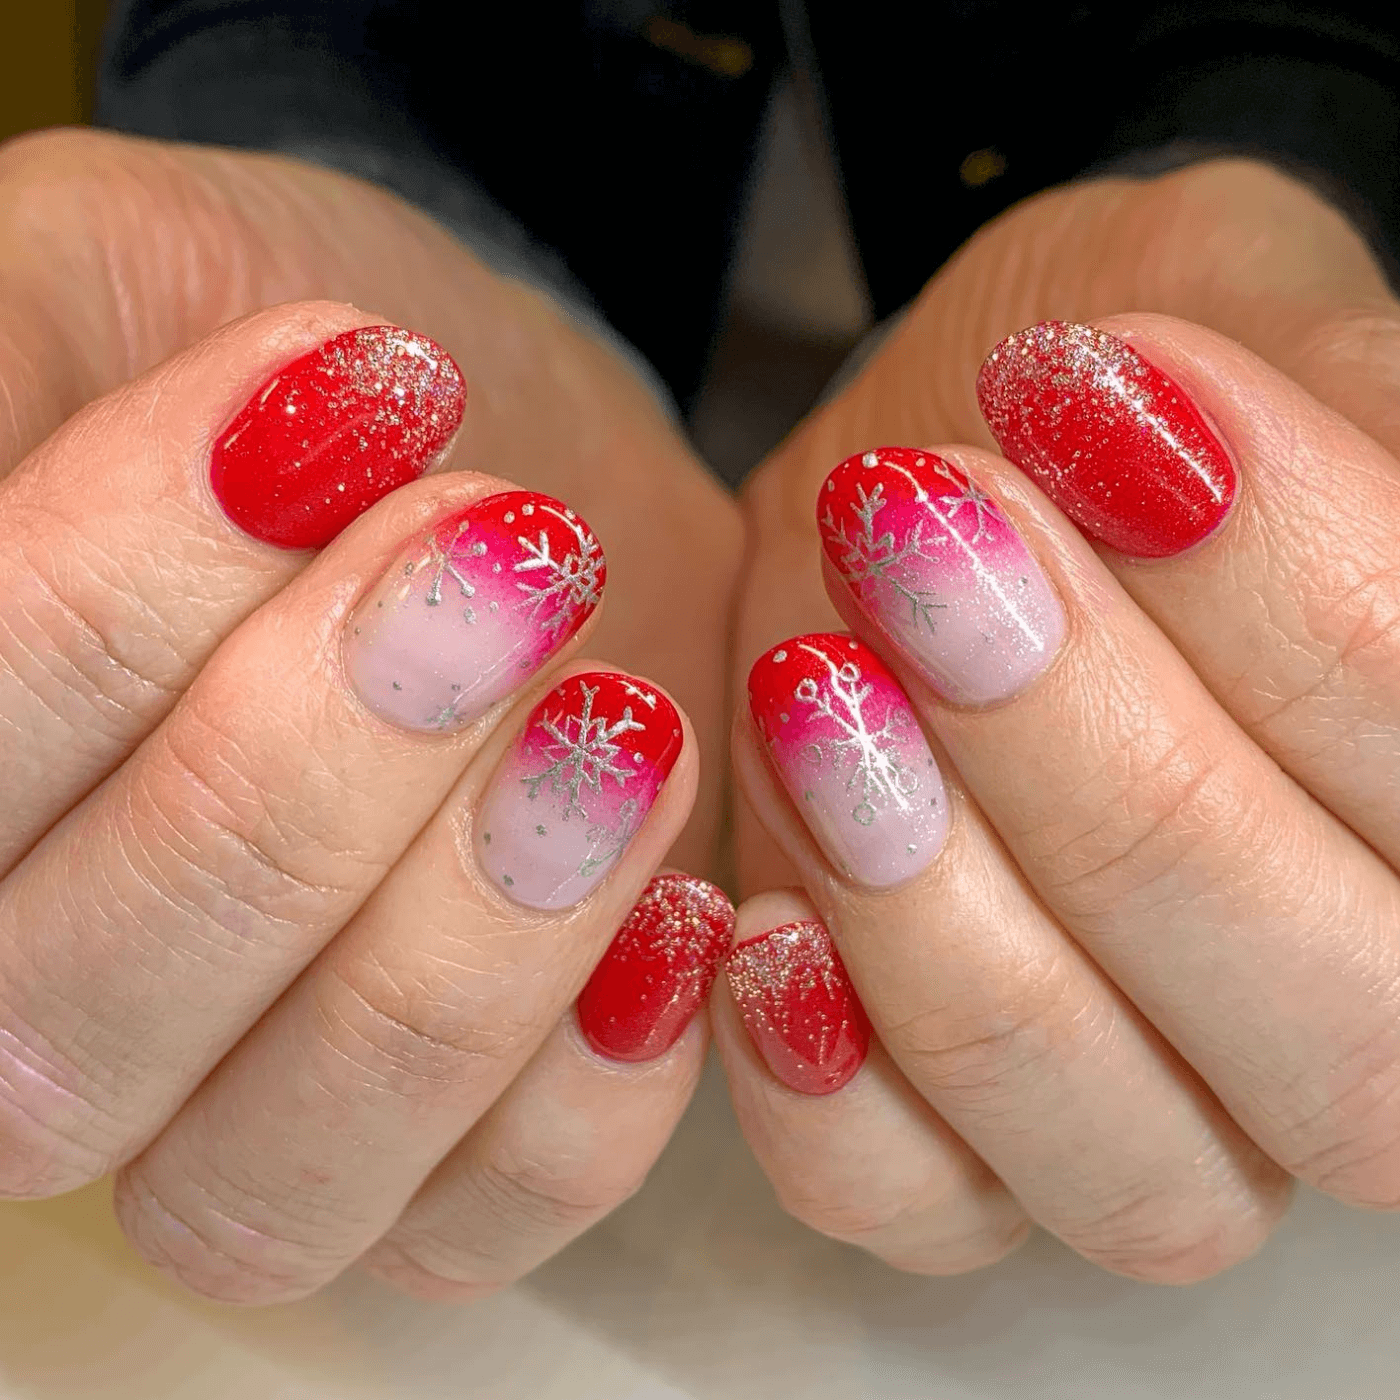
820;447;1065;705
344;491;604;732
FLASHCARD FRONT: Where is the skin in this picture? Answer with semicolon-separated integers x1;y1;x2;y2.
724;157;1400;1282
7;122;1400;1300
0;128;738;1303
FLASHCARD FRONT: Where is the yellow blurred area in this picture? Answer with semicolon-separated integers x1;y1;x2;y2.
0;0;108;140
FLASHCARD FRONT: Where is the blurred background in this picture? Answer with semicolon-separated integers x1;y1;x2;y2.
0;0;874;484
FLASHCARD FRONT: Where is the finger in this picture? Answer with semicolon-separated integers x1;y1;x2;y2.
0;478;603;1198
0;302;465;870
977;315;1400;866
110;669;694;1304
712;889;1031;1276
739;636;1289;1281
356;873;732;1300
819;444;1400;1213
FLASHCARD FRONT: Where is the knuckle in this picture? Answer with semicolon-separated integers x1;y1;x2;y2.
319;954;532;1094
1025;709;1245;930
885;1218;1032;1278
0;536;182;751
777;1180;1029;1276
1272;1018;1400;1209
128;691;377;941
114;1166;343;1306
469;1147;642;1238
360;1240;504;1303
1067;1182;1282;1286
777;1185;919;1244
888;950;1094;1105
0;995;128;1197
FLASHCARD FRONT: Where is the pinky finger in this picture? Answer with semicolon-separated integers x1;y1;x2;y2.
712;890;1029;1276
359;874;733;1300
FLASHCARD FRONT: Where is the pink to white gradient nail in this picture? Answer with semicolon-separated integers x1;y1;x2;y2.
748;634;948;889
820;447;1065;706
476;671;683;910
344;491;604;731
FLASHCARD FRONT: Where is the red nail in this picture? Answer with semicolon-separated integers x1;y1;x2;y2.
211;326;466;549
977;321;1235;558
726;920;870;1095
577;874;735;1063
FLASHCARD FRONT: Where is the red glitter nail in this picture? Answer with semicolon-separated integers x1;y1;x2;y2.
577;873;735;1063
977;321;1235;558
211;325;466;549
726;920;870;1095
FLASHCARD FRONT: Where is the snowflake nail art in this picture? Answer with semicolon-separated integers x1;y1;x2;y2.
819;447;1065;706
344;491;604;731
749;633;947;888
476;671;683;909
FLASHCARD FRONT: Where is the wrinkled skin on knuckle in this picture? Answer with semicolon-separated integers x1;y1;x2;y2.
1062;1161;1286;1286
315;953;535;1097
1014;691;1248;936
884;950;1098;1110
113;1162;349;1305
469;1146;645;1239
0;976;137;1198
121;667;388;951
776;1180;1026;1277
360;1239;506;1303
1270;1011;1400;1211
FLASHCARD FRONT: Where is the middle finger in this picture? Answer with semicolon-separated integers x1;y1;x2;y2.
0;472;606;1198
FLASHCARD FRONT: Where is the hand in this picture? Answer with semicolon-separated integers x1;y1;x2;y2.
0;128;740;1302
717;157;1400;1282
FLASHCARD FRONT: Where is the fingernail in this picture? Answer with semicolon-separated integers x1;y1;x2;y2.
477;671;683;910
748;633;947;888
820;447;1065;705
211;325;466;549
577;873;735;1062
344;491;604;732
977;320;1235;558
726;920;869;1095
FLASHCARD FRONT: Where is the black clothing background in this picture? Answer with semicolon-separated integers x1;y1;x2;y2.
99;2;1400;409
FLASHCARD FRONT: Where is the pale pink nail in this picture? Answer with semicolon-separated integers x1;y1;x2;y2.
748;633;948;888
820;447;1065;705
344;491;604;731
476;671;683;909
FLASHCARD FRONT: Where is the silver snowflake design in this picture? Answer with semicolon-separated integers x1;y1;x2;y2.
514;506;605;636
795;643;918;827
821;481;947;632
580;797;642;878
932;462;999;543
523;681;645;822
423;522;486;613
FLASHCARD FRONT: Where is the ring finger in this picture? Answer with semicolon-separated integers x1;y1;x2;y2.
736;633;1288;1281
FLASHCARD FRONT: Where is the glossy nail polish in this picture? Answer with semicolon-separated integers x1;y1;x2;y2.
726;920;869;1095
820;447;1065;704
477;671;683;910
977;320;1235;558
211;326;466;549
577;873;735;1062
748;633;947;888
344;491;604;731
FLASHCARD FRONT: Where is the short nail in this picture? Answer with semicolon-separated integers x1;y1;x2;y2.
820;446;1065;704
211;325;466;549
748;633;947;888
977;320;1235;558
477;671;683;910
344;491;604;732
577;873;735;1062
726;920;869;1095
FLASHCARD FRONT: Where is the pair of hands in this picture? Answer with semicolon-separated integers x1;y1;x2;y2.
2;127;1399;1304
